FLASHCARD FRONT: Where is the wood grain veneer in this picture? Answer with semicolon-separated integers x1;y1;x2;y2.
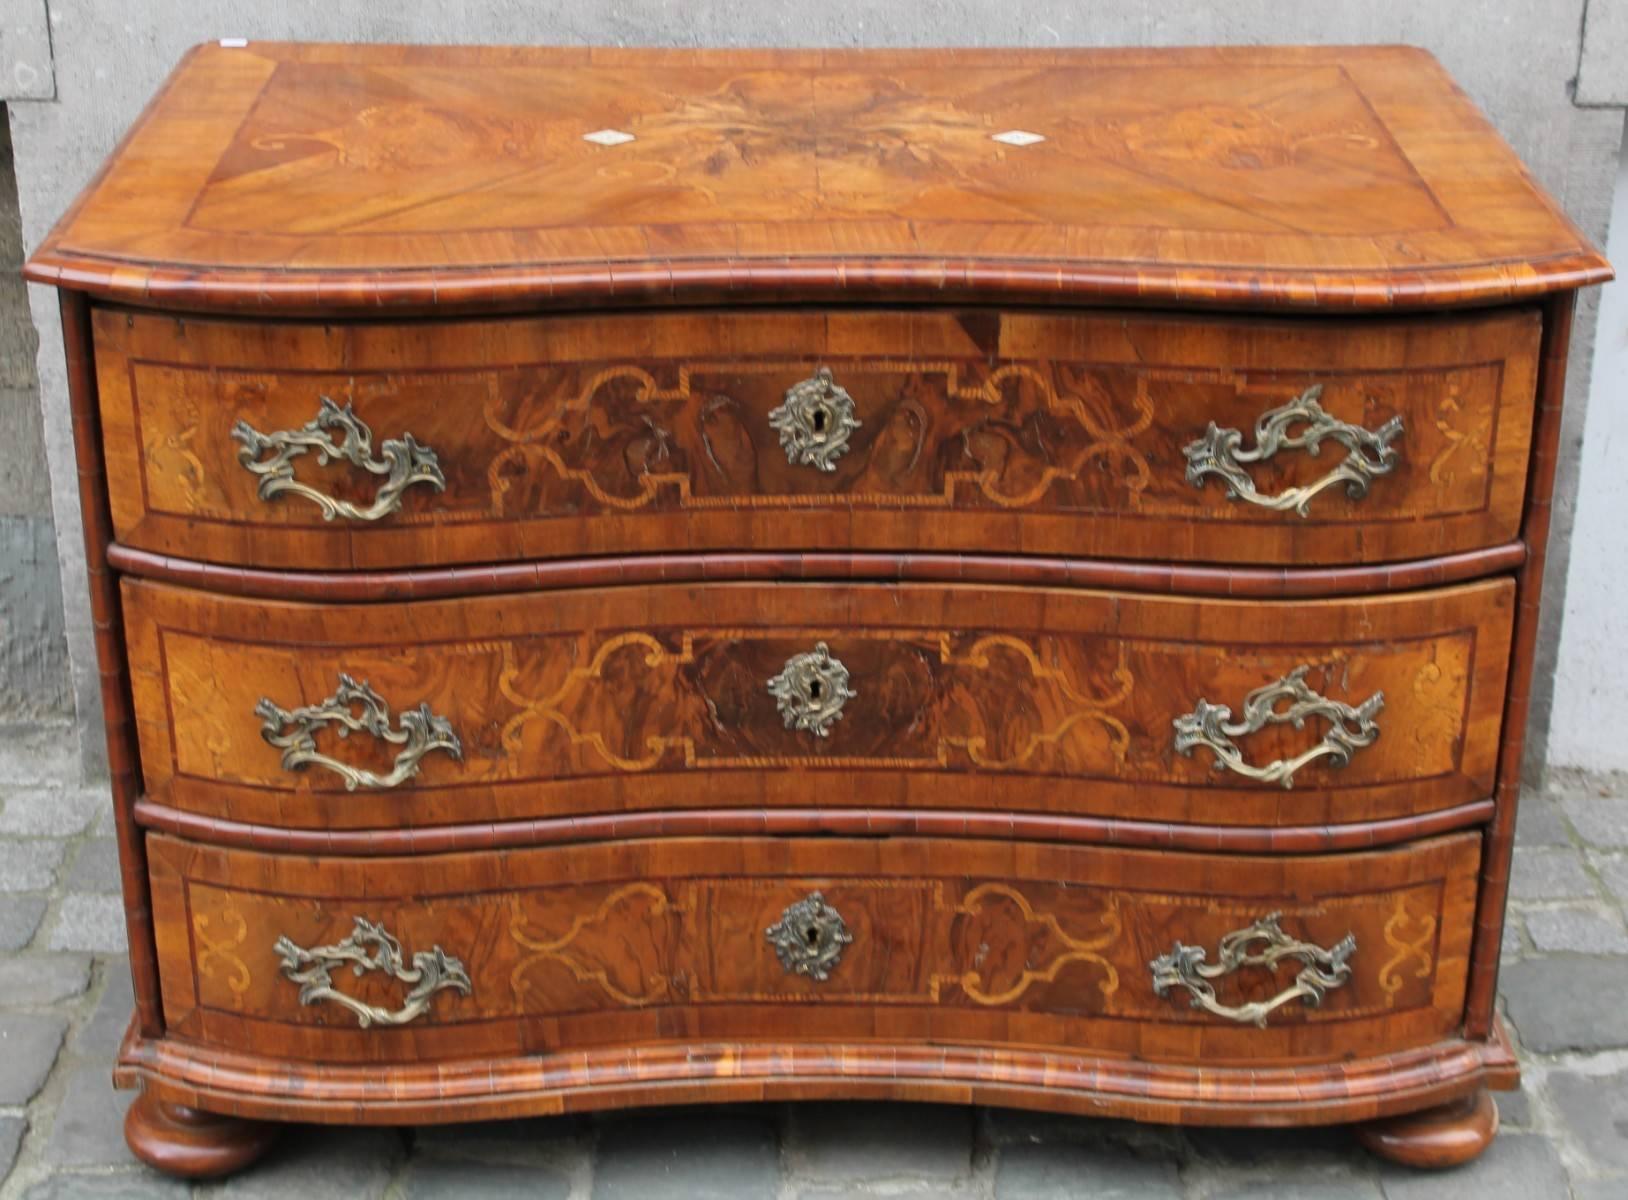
144;832;1480;1067
93;306;1539;569
116;1023;1518;1130
129;797;1498;858
105;542;1530;602
22;44;1609;312
121;577;1514;832
24;43;1610;1175
60;291;165;1038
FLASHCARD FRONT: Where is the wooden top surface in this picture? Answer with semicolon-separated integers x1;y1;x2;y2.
25;42;1610;312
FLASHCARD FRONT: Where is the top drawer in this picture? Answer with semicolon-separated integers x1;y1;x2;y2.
92;306;1539;570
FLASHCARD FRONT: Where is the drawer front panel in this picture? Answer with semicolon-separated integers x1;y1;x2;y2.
95;306;1538;568
147;831;1479;1066
124;578;1513;830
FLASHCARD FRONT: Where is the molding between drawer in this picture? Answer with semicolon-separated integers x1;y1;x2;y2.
130;798;1496;858
105;543;1528;603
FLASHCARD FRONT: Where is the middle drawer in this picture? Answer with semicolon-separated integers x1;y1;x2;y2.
124;577;1512;832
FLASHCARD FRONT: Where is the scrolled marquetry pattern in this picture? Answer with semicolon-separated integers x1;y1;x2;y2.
89;306;1544;571
122;578;1513;832
146;832;1480;1067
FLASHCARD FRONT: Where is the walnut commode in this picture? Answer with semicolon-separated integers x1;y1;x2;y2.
25;42;1610;1177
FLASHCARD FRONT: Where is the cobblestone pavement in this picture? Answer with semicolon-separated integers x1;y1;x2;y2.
2;725;1625;1199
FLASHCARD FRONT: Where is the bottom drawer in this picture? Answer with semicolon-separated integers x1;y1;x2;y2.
149;831;1478;1067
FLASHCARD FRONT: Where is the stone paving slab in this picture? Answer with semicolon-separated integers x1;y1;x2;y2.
46;894;127;954
0;1121;21;1191
1557;796;1628;848
399;1159;571;1200
0;842;63;893
1593;853;1628;905
1501;955;1628;1052
0;956;87;1008
1510;846;1600;900
993;1142;1184;1198
0;1015;65;1106
1547;1068;1628;1173
43;1067;136;1169
195;1129;404;1200
1374;1132;1571;1199
61;841;121;895
593;1109;779;1200
0;770;1625;1198
18;1178;189;1199
1524;907;1628;954
786;1102;975;1184
0;788;104;838
0;898;45;952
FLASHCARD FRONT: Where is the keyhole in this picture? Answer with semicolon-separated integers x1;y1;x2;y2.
812;407;828;434
804;925;819;945
808;679;823;702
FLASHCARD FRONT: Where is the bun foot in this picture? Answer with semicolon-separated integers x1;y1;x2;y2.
1355;1089;1499;1169
124;1091;279;1178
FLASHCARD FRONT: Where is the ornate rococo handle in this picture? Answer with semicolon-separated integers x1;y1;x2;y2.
274;917;471;1028
768;366;862;472
1184;385;1403;516
1150;912;1357;1027
1172;665;1382;789
232;395;445;521
254;673;463;791
765;892;853;981
767;643;858;738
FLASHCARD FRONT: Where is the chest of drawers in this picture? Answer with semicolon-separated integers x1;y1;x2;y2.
25;42;1609;1177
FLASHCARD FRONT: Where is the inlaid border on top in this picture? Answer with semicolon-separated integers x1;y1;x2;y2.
25;43;1610;311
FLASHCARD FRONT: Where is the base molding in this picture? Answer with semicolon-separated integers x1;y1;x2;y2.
117;1018;1518;1131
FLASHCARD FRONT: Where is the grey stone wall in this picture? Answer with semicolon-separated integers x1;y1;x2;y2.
3;1;1624;780
0;105;69;723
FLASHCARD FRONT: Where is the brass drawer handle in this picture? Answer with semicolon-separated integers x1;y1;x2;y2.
275;917;470;1028
1172;665;1382;790
766;892;853;981
1184;385;1403;516
233;396;445;521
254;673;462;791
769;366;861;471
767;642;857;738
1151;912;1356;1027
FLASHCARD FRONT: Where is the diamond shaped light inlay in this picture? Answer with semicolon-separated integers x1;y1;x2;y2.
991;129;1046;147
582;128;636;146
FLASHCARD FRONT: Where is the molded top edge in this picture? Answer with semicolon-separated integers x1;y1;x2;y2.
25;42;1611;313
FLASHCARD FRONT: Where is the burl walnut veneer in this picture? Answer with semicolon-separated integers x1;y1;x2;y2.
25;42;1610;1177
